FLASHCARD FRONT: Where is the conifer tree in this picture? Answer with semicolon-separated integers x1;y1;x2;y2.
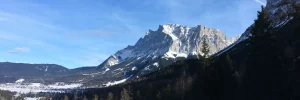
223;55;237;92
120;88;131;100
249;6;275;54
156;91;161;100
244;6;282;100
201;36;211;71
83;96;88;100
63;95;69;100
164;84;172;96
201;37;210;58
107;92;113;100
250;6;272;38
135;90;141;100
73;93;79;100
225;55;234;76
93;94;99;100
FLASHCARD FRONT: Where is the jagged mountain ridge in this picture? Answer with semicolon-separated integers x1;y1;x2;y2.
97;0;300;81
96;24;238;79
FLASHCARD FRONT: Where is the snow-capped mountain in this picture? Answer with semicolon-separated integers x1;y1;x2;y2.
96;24;238;78
82;0;300;86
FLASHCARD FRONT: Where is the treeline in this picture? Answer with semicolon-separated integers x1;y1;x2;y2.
0;90;24;100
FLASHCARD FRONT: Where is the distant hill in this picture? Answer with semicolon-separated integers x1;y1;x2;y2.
0;62;71;83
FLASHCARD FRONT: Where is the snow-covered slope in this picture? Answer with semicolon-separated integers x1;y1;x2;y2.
96;24;238;79
238;0;300;41
219;0;300;55
265;0;300;27
0;82;82;94
95;0;300;85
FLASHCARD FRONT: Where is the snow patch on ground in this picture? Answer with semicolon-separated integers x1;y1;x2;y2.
167;33;179;40
82;68;111;76
15;79;25;83
164;51;188;58
108;60;118;66
103;76;132;87
275;16;293;28
82;71;101;77
48;83;82;89
25;97;39;100
164;51;177;58
137;57;141;60
45;66;48;72
117;49;133;60
132;66;137;71
177;53;188;58
143;65;151;71
114;68;124;71
162;24;180;40
125;62;134;66
102;68;110;74
152;56;157;60
153;62;159;67
0;82;82;94
191;52;198;55
29;83;42;87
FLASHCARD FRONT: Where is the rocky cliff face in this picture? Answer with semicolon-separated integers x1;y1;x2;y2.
95;24;238;80
90;0;300;86
266;0;300;25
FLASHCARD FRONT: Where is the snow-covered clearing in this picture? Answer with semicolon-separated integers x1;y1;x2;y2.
0;81;82;94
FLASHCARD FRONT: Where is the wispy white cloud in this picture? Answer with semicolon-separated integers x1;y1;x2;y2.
7;47;30;54
254;0;266;6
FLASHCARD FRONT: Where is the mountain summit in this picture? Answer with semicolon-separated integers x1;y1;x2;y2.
97;24;238;78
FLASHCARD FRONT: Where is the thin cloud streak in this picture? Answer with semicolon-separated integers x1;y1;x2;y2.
7;47;30;54
254;0;266;6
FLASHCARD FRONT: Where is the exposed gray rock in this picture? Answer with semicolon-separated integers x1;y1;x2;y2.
96;24;238;80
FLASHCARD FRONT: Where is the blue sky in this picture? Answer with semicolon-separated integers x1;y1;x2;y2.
0;0;266;68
